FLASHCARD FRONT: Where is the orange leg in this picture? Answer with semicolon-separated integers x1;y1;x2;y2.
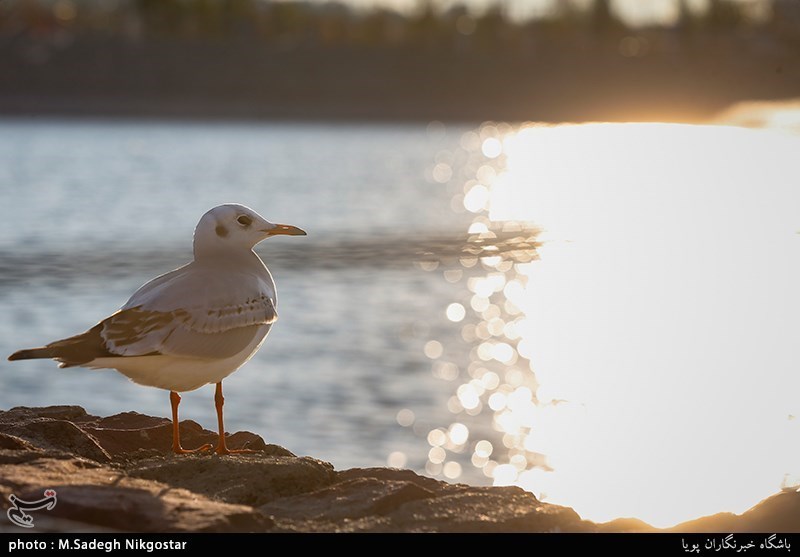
170;391;212;454
214;382;255;455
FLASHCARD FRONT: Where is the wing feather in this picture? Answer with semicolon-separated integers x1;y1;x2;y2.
102;295;276;359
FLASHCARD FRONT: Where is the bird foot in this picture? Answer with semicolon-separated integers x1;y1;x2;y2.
215;445;258;455
172;443;213;455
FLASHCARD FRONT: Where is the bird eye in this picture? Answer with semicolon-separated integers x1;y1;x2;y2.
236;215;252;227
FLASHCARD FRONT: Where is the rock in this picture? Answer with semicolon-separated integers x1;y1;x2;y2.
0;407;110;463
0;405;796;533
596;517;656;533
0;406;91;423
127;454;336;507
669;489;800;533
1;459;271;532
262;475;588;532
260;476;438;531
0;433;38;452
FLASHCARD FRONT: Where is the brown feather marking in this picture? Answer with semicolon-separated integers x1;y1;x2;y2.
102;307;187;348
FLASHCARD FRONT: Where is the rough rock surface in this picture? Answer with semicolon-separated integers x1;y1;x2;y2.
0;406;797;533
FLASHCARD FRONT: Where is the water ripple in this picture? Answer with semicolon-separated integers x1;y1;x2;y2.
0;230;541;289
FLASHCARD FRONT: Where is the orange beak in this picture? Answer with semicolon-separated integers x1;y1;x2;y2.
264;224;306;236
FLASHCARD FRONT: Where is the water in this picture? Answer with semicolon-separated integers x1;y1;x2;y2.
2;116;798;528
0;118;477;476
445;121;800;527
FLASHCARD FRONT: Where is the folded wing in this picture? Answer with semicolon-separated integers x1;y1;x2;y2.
9;260;279;367
102;295;277;359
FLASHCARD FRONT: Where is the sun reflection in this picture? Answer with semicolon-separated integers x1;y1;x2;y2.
387;451;408;468
396;408;415;427
421;119;800;528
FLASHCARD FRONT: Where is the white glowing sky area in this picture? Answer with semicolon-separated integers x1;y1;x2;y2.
488;123;800;527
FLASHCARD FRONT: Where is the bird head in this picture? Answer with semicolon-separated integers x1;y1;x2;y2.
193;204;306;259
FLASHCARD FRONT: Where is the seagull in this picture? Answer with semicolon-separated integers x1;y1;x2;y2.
8;204;306;455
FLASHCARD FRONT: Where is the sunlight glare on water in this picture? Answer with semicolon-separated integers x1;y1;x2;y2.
430;121;800;528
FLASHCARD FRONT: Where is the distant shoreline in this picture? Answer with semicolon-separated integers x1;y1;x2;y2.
3;34;799;126
0;95;483;125
0;92;758;126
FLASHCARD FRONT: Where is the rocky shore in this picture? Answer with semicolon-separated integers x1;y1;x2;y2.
0;406;796;533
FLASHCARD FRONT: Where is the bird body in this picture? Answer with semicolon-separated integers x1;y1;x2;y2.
8;203;306;454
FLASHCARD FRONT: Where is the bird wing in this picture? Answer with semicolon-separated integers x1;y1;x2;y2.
100;298;275;359
101;262;277;359
15;261;278;367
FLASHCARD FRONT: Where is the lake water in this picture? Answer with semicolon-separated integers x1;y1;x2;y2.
1;116;798;528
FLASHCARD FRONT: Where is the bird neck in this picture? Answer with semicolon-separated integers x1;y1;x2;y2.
193;244;265;271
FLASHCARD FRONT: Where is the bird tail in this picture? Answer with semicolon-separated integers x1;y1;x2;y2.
8;347;55;361
8;322;109;367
